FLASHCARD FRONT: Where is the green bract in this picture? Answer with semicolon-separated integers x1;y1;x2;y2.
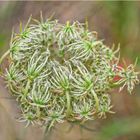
0;16;139;131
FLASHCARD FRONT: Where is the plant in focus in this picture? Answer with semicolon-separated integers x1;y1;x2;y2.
0;15;139;131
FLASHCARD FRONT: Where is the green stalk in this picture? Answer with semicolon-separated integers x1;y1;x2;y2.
65;90;71;117
0;50;10;65
110;81;124;88
0;50;10;75
91;89;99;111
24;79;31;96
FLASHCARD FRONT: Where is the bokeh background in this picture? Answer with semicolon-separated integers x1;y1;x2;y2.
0;1;140;140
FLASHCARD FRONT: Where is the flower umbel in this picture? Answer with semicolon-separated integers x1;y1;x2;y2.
0;15;139;131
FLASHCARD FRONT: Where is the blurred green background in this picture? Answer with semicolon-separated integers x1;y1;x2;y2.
0;1;140;140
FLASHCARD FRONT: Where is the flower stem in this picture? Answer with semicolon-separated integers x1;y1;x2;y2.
91;89;99;111
65;91;71;117
24;79;31;96
0;50;10;65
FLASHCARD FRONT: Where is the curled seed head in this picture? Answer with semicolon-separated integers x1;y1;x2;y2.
0;15;139;131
